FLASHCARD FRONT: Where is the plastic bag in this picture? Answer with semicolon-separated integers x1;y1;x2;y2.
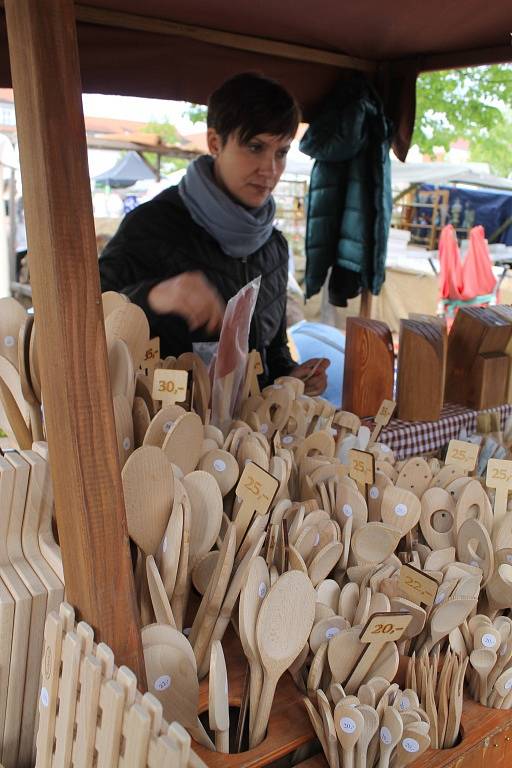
211;276;261;434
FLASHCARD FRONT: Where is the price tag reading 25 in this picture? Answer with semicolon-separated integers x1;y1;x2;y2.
348;449;375;486
152;369;188;404
236;461;280;517
445;439;479;472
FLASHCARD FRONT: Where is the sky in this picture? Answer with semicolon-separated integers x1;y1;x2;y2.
81;93;202;133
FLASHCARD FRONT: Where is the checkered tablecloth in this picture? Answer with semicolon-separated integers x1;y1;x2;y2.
369;403;512;459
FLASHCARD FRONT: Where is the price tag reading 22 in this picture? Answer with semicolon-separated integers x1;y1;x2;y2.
152;369;188;404
399;563;438;607
348;449;375;486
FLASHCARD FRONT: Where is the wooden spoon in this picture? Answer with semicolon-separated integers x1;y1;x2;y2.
250;571;316;747
355;704;379;768
422;598;476;654
142;624;214;750
121;446;174;557
377;705;403;768
239;556;270;733
146;555;176;627
183;471;223;571
198;449;239;497
334;701;364;768
162;412;204;475
208;640;230;753
470;647;497;705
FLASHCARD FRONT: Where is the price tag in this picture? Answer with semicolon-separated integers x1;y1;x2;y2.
152;369;188;404
233;461;279;549
369;399;396;445
344;611;412;693
140;337;160;375
236;462;279;517
252;350;264;375
445;439;479;472
359;612;413;644
486;458;512;530
348;449;375;487
399;563;438;607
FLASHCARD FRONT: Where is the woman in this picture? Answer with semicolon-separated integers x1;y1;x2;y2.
99;72;329;395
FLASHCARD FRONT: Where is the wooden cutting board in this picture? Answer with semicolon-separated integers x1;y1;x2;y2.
445;306;512;405
342;318;394;418
397;319;445;421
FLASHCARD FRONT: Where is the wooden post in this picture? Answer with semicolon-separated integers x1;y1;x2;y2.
359;289;372;318
4;0;145;683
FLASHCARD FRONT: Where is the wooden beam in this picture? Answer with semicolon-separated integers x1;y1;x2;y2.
75;3;376;73
4;0;145;683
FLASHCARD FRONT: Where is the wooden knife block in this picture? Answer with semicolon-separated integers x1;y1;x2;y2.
342;318;394;418
397;319;446;421
467;352;509;409
445;307;512;405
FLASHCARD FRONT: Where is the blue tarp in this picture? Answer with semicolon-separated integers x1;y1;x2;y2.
416;184;512;245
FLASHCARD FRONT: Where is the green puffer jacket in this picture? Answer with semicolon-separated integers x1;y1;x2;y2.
299;77;393;305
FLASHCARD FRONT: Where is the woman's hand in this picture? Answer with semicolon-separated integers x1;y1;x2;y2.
290;357;330;396
148;271;225;333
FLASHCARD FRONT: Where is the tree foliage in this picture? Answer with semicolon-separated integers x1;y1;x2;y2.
142;119;188;174
412;64;512;176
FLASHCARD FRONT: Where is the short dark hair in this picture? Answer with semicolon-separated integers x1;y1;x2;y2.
207;72;301;145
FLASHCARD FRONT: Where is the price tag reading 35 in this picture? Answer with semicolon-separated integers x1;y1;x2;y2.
348;449;375;487
152;369;188;405
445;439;479;473
399;563;438;607
233;461;279;549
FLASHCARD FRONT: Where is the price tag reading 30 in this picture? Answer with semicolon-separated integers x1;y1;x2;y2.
445;439;479;473
399;563;438;607
152;369;188;404
348;449;375;487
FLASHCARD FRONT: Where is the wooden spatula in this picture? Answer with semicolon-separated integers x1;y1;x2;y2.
250;571;316;747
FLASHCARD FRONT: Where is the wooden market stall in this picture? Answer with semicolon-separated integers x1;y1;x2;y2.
0;1;510;764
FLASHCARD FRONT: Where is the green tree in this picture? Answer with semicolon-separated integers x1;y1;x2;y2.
142;119;189;175
185;103;207;125
412;64;512;176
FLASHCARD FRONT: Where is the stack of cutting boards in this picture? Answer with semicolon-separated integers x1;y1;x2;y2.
397;318;446;421
342;318;394;418
445;307;512;409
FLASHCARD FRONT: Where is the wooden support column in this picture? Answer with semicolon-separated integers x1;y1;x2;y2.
4;0;145;683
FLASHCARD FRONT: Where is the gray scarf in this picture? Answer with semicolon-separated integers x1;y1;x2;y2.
178;155;276;258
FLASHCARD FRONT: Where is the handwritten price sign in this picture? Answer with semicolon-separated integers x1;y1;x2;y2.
445;440;479;472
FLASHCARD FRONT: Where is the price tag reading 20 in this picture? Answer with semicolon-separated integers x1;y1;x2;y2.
152;369;188;404
348;449;375;486
360;612;413;644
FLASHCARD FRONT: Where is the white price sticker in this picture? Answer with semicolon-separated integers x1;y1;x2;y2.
402;738;419;753
3;335;14;347
343;504;353;518
123;436;131;451
380;727;392;745
369;486;379;499
213;459;226;472
340;717;356;733
325;627;340;640
399;696;410;711
482;633;497;649
394;503;408;517
154;675;171;692
260;424;269;435
40;687;49;708
505;677;512;691
163;420;174;433
258;582;267;599
282;435;294;445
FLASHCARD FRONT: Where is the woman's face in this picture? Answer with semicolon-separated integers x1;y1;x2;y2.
207;128;291;208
